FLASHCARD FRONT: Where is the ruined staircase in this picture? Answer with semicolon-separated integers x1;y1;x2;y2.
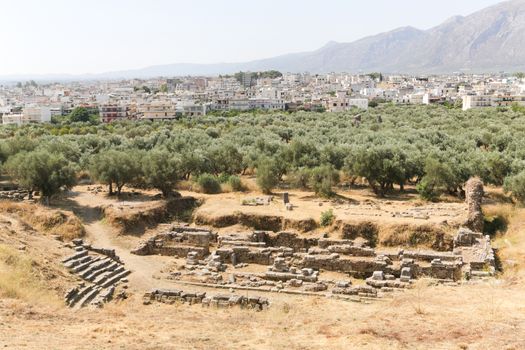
63;239;130;308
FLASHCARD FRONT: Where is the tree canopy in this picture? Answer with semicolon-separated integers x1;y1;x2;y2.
1;104;525;199
4;150;76;204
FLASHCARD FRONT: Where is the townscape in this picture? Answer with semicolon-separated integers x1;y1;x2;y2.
2;1;525;349
2;72;525;125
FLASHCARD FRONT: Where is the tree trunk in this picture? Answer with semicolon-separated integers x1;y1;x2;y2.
162;188;172;198
108;183;113;195
369;181;384;197
117;183;125;196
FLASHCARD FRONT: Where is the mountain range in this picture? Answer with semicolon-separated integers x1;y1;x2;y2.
3;0;525;81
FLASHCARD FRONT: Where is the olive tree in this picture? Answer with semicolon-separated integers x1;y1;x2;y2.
504;171;525;205
347;147;406;197
89;149;141;195
142;148;181;197
4;150;76;204
416;158;457;200
256;157;280;194
308;165;340;198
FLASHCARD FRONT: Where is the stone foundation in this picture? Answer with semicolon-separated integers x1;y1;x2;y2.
143;289;269;310
131;226;216;258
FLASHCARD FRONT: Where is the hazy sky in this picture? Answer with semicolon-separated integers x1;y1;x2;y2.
0;0;505;75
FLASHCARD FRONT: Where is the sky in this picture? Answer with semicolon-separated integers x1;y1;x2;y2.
0;0;506;75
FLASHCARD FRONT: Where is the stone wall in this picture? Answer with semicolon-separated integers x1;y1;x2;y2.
143;289;269;310
0;190;30;201
215;246;272;265
131;227;215;258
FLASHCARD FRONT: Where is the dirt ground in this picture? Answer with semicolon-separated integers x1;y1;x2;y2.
1;280;524;350
0;184;524;349
191;183;467;227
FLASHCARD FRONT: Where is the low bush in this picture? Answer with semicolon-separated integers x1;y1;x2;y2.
196;173;221;194
218;173;231;183
228;175;244;192
320;209;335;227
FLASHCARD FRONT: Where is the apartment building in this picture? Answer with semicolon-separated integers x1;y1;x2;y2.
139;101;178;120
462;95;525;110
2;106;52;125
99;104;129;123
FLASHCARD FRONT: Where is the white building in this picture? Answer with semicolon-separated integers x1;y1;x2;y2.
2;114;25;125
23;106;51;123
462;95;525;110
2;107;51;125
348;98;369;110
178;101;206;116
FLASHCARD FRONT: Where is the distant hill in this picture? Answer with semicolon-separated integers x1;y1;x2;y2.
3;0;525;81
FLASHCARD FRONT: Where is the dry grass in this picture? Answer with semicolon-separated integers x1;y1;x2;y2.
0;201;85;240
0;244;60;305
489;204;525;282
483;203;514;229
0;284;524;350
103;197;197;235
379;224;455;251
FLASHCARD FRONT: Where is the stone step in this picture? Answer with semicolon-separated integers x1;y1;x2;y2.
91;286;115;307
72;257;101;274
68;285;94;307
64;287;80;305
93;266;125;286
100;269;131;288
72;238;84;246
84;262;120;282
99;286;115;302
470;270;493;278
79;258;112;279
64;255;92;269
62;250;88;264
77;286;102;308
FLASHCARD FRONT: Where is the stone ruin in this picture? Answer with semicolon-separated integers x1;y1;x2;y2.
131;226;217;259
130;178;496;304
464;177;484;232
141;224;496;303
242;196;273;206
453;228;495;279
143;289;269;310
0;189;31;201
63;239;130;308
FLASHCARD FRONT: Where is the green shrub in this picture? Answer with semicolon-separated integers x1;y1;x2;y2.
256;158;279;194
218;173;231;183
196;173;221;194
309;166;339;198
228;175;244;192
416;179;437;201
416;158;458;200
320;209;335;227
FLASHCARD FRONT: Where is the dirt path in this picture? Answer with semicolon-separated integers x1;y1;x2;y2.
66;190;180;292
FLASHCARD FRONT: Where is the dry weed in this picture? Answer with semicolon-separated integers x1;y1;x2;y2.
0;244;60;305
0;201;85;240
